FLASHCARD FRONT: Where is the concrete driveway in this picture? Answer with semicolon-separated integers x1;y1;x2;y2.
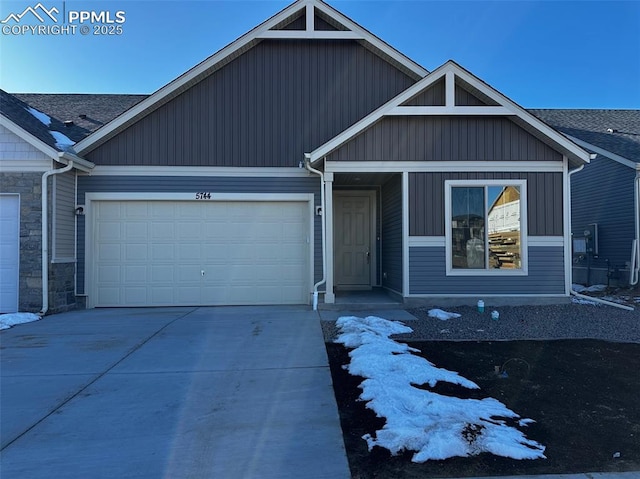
0;306;350;479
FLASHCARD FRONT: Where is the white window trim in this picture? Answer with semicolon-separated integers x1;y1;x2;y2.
444;179;528;276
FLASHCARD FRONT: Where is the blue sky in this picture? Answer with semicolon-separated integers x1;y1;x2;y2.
1;0;639;108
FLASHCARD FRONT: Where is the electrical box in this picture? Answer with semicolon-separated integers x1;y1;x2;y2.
573;223;598;257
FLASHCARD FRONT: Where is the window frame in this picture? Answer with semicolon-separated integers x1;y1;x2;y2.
444;179;528;276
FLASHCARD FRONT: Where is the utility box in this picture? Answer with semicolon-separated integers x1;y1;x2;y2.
573;223;598;257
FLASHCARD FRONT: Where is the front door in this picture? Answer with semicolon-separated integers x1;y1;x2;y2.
334;192;374;290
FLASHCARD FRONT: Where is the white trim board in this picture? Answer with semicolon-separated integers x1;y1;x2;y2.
86;166;313;177
326;161;564;173
565;135;637;169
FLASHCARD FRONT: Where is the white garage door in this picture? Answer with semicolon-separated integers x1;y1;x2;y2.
0;195;20;313
92;200;310;307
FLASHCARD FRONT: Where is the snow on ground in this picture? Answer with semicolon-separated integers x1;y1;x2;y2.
0;312;41;330
428;308;461;321
25;106;51;126
572;283;607;293
335;315;546;463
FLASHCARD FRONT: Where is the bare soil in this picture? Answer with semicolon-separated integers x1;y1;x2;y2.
326;339;640;478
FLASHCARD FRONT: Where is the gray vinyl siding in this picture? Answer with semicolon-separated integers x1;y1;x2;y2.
86;40;415;167
326;117;563;163
571;156;636;268
381;175;403;292
409;246;565;295
455;86;487;106
53;171;76;261
402;78;445;106
76;175;322;294
409;171;564;237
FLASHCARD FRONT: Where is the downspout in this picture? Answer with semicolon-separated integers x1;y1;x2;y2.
567;162;585;294
40;161;74;316
629;166;640;285
304;153;326;310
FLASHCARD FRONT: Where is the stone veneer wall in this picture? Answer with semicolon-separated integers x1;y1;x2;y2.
0;172;78;313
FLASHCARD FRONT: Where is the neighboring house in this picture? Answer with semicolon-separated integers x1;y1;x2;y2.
531;110;640;286
0;90;144;313
3;0;593;311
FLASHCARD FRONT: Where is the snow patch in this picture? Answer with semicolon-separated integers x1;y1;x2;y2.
571;297;600;306
336;315;546;462
49;130;75;150
428;308;461;321
572;284;607;293
25;106;51;126
0;312;41;330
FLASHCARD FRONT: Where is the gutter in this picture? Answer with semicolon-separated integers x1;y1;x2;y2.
304;153;326;310
39;161;74;316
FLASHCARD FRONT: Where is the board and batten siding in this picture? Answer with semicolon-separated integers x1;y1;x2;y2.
409;246;565;295
571;156;636;268
381;175;403;293
76;175;322;295
326;117;563;163
85;40;415;167
409;171;564;237
53;171;76;262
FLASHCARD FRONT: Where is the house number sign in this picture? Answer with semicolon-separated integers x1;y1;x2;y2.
195;192;212;200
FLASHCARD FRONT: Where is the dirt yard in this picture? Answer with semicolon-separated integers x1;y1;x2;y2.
326;339;640;478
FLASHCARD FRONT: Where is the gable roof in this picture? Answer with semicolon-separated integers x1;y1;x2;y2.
309;60;592;167
529;109;640;166
74;0;428;156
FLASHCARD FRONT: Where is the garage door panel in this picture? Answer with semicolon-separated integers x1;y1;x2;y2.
93;200;309;307
124;222;148;240
0;195;19;313
97;222;122;240
125;243;148;261
151;222;175;240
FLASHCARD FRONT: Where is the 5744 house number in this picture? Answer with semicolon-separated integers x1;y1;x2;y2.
195;192;212;200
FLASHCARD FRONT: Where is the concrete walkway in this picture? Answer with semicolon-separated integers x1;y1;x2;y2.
0;306;350;479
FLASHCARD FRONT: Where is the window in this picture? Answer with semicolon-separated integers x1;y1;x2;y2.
445;180;527;274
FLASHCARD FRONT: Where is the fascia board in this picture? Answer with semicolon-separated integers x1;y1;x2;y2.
0;114;60;159
449;63;592;164
312;1;428;78
564;135;637;169
58;151;95;172
75;0;428;156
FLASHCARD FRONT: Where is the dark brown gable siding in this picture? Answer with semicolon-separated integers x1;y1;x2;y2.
326;116;563;162
86;40;415;166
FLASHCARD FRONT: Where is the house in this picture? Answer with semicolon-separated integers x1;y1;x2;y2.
0;90;144;313
531;110;640;287
3;0;592;312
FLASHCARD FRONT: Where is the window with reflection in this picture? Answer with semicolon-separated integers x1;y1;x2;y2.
448;182;524;272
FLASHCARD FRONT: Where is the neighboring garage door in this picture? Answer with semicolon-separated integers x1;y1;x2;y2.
92;200;310;307
0;195;20;313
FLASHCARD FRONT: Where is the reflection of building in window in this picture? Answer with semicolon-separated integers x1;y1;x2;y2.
451;187;485;269
487;186;521;269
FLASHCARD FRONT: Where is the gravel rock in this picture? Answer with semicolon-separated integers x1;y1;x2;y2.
320;303;640;343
